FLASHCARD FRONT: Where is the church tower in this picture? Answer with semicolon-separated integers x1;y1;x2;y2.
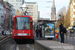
51;0;56;20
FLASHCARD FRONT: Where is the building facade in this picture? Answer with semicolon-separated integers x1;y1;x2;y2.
4;2;15;30
0;1;4;29
24;2;38;25
3;0;24;10
38;11;40;19
70;0;75;26
51;0;56;21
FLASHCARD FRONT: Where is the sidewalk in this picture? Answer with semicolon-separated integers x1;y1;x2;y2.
35;37;75;50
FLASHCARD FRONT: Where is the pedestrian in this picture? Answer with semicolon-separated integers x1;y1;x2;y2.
36;29;39;37
70;28;74;37
39;28;42;38
4;30;7;35
2;29;4;35
59;22;65;44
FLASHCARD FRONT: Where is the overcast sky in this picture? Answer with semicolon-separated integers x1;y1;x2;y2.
25;0;70;18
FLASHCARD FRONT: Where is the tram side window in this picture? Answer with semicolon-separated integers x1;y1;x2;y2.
12;20;14;29
31;21;33;29
15;18;18;29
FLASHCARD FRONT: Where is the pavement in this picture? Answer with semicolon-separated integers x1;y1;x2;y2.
35;37;75;50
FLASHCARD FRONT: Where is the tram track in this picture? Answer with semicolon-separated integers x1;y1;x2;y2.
15;44;36;50
0;37;39;50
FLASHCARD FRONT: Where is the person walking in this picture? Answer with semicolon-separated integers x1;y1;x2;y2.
59;22;65;44
39;28;42;38
2;29;4;35
36;29;39;37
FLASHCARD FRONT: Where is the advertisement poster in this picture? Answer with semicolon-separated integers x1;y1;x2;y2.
45;23;55;38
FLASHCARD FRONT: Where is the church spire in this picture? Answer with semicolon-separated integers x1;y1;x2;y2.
52;0;55;8
51;0;56;20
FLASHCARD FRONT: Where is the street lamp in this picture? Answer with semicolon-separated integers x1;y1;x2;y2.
20;6;28;15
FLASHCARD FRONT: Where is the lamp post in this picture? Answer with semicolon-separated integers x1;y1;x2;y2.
20;7;28;15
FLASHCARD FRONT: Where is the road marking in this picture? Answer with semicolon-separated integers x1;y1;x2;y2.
29;44;35;50
16;45;19;50
27;44;30;48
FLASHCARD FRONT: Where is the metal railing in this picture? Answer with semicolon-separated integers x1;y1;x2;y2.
55;32;75;45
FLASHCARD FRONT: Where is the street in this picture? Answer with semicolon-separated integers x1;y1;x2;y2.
0;0;75;50
0;37;38;50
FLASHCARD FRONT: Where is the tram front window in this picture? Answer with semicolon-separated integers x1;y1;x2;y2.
15;17;29;30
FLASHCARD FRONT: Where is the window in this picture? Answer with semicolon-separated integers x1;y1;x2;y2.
17;4;21;5
31;21;33;29
16;0;21;2
27;10;33;12
26;5;33;7
30;15;33;17
15;17;29;30
28;12;33;15
28;7;33;9
1;16;3;18
12;20;14;29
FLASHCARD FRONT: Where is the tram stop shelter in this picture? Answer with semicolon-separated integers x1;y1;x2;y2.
37;18;56;39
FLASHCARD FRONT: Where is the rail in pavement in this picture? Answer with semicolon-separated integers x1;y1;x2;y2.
35;37;75;50
0;35;12;50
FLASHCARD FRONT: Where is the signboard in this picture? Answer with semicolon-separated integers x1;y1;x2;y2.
45;23;55;38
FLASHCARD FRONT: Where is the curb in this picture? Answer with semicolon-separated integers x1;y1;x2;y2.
35;40;53;50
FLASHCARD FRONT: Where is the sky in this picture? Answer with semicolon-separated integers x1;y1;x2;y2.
25;0;70;18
